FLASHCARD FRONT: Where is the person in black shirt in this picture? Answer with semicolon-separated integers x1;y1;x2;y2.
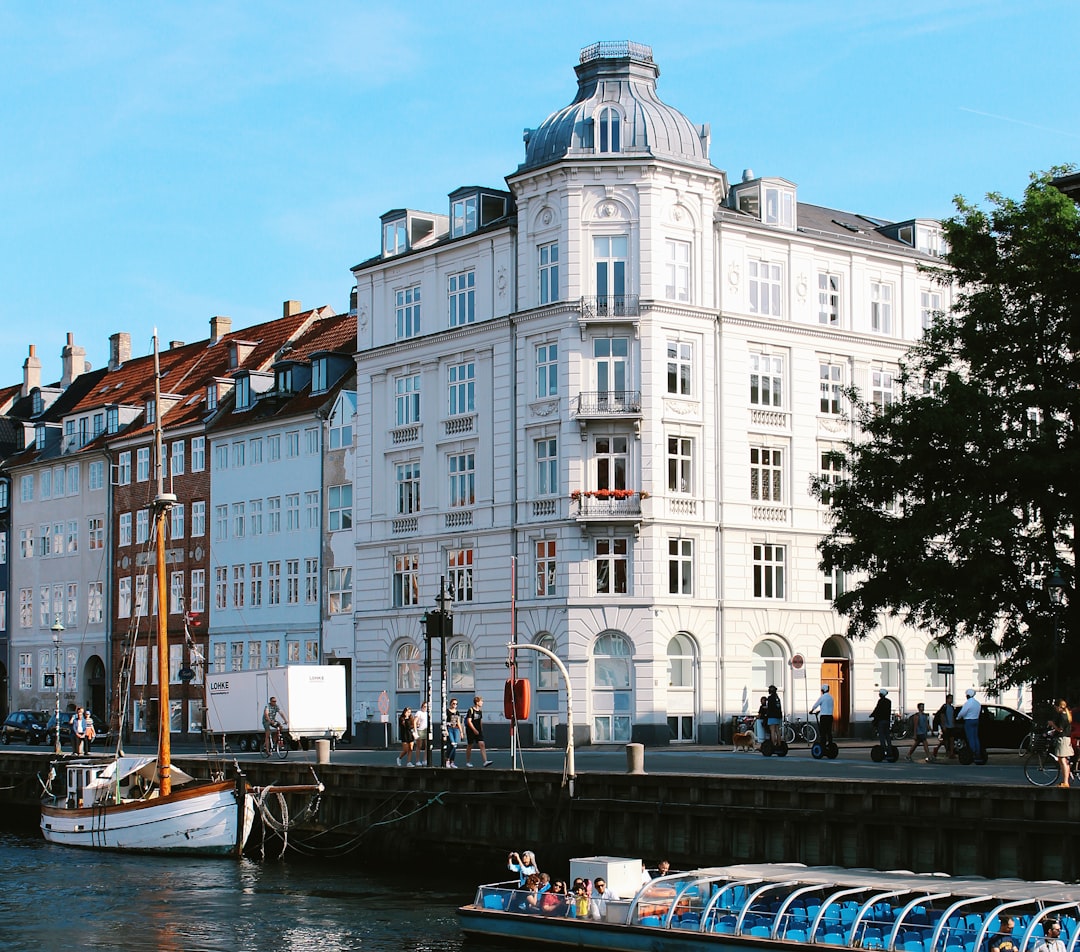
765;685;783;746
465;695;493;767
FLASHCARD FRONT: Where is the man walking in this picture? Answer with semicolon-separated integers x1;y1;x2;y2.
465;695;493;767
932;694;958;760
958;688;982;761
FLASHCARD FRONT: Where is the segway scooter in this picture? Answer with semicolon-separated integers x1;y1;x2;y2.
809;714;839;760
760;737;789;757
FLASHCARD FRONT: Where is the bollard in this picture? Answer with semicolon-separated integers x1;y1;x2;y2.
315;738;331;765
626;742;645;775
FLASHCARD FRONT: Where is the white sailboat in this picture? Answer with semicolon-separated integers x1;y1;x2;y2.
40;333;257;855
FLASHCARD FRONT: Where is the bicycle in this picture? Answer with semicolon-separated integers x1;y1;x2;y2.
781;716;818;746
1024;727;1062;786
889;712;909;741
262;722;289;760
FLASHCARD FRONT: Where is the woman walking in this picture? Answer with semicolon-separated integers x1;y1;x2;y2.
396;706;416;767
1050;698;1073;788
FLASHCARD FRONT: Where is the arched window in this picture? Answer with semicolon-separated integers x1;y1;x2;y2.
395;642;421;691
449;641;474;692
667;634;695;688
973;648;996;691
598;107;621;153
924;642;951;689
593;632;632;688
752;640;785;695
592;632;633;742
536;633;558;690
874;638;902;695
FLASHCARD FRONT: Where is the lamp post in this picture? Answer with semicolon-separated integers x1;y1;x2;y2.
50;615;64;755
1048;568;1065;703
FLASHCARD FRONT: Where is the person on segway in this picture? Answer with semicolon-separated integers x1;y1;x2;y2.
766;685;783;747
871;688;893;753
810;685;835;748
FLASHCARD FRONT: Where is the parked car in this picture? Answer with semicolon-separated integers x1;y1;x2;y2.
1;710;48;745
976;703;1034;751
45;712;111;749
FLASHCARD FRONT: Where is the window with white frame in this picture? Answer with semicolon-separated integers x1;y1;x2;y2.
137;446;150;482
818;273;841;325
750;447;783;502
191;501;205;537
171;441;185;476
750;353;784;408
116;453;131;486
19;589;32;628
118;577;131;618
249;562;263;607
668;633;695;688
249;437;263;465
396;285;421;339
753;543;785;599
213;642;226;673
536;342;558;398
666;340;692;396
231;502;245;539
267;562;280;606
328;567;352;613
667;436;692;494
328;484;352;531
170;571;184;614
66;520;78;554
232;565;245;608
447;548;473;602
875;638;901;695
824;567;845;602
595;435;628;492
448;362;475;416
764;186;794;228
594;336;629;397
231;642;243;671
395;374;420;425
924;642;950;689
233;441;246;468
871;281;893;334
268;434;281;461
871;368;895;409
594;236;628;308
285;430;300;458
305;427;319;455
304;491;319;529
920;288;943;331
19;527;33;559
591;631;632;743
749;259;782;316
535;539;556;597
595;537;628;594
393;553;419;607
87;581;103;624
329;392;356;449
285;494;300;531
668;538;693;595
449;641;475;691
448;269;475;327
819;362;844;415
171;503;184;540
819;450;843;505
665;239;690;302
452;195;477;237
88;460;104;490
396;462;421;515
752;640;786;695
213;443;228;470
535;437;558;496
65;582;77;626
215;567;227;610
266;640;279;668
248;499;262;536
304;558;318;603
190;569;205;613
448;453;475;508
267;497;280;533
66;463;79;495
286;560;299;604
191;436;205;472
136;510;149;544
539;242;559;305
311;357;328;394
396;642;421;690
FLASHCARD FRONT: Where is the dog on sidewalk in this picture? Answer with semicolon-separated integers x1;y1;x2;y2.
732;730;755;752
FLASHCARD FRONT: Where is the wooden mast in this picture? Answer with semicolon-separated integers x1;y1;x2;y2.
152;332;176;797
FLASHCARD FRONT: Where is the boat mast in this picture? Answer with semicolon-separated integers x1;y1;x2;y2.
152;332;177;797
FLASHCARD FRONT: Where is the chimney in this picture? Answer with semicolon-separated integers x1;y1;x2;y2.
210;315;232;343
21;344;42;397
283;300;302;318
109;332;131;371
61;332;87;389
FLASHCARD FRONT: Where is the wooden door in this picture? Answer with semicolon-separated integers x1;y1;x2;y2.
819;660;850;735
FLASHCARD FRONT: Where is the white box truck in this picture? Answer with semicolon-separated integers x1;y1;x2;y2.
204;665;347;751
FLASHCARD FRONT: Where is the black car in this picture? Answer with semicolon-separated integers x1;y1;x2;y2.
1;710;48;745
45;712;111;749
977;703;1035;751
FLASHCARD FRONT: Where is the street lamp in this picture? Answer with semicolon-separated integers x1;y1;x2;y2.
50;615;64;755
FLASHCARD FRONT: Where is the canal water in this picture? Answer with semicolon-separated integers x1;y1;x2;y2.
0;829;517;952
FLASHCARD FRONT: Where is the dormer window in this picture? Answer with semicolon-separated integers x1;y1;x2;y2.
206;385;218;411
32;390;43;415
311;358;328;394
106;406;119;434
277;366;294;394
731;176;797;231
598;107;621;153
452;196;477;238
764;186;794;229
383;218;407;257
448;188;510;238
146;399;156;424
916;225;944;256
234;375;251;410
35;424;47;450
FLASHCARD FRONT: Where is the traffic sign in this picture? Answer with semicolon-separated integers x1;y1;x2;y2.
178;667;195;682
937;663;955;675
791;654;804;670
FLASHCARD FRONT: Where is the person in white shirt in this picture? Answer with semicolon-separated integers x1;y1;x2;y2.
957;688;982;759
413;701;430;766
1034;919;1066;952
589;877;620;920
809;685;835;748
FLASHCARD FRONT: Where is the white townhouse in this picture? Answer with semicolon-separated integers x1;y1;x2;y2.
206;310;357;723
351;41;988;744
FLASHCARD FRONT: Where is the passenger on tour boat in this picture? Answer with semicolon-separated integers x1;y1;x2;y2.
508;850;538;886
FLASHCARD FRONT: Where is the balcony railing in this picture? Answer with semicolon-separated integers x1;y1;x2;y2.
575;390;642;416
579;294;640;319
571;491;644;521
391;423;421;445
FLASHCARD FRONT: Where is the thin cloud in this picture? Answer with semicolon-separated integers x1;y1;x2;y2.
959;106;1080;140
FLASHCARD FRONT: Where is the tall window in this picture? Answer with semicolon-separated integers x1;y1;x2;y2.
191;436;205;472
819;362;844;415
752;640;785;695
87;582;103;624
66;464;79;495
449;641;475;691
448;269;475;327
393;553;419;607
396;643;421;690
448;362;475;416
267;497;280;533
171;441;185;476
665;436;691;494
665;239;690;302
535;437;558;496
452;195;477;237
328;568;352;613
753;543;785;599
136;510;149;544
539;242;559;305
749;259;782;316
395;374;421;426
20;589;32;628
286;560;299;604
396;462;421;515
329;392;356;449
595;537;628;594
190;569;205;613
267;562;281;606
872;369;895;409
88;460;104;490
536;539;556;597
920;289;942;331
116;452;131;486
448;453;475;507
668;634;695;688
191;501;206;537
250;563;263;607
396;285;421;339
328;484;352;531
871;281;893;334
668;538;693;595
536;343;558;398
305;558;319;603
818;273;841;325
304;490;320;529
249;499;262;536
285;494;300;531
594;236;627;308
750;353;784;408
135;576;148;617
215;567;228;609
924;642;950;689
447;548;474;603
592;632;632;743
170;571;184;614
875;638;901;695
595;435;627;492
819;450;844;505
249;437;264;465
137;447;150;482
666;341;692;396
232;502;245;539
118;578;131;618
311;358;328;394
171;504;184;540
232;565;246;608
594;337;628;398
597;107;620;152
750;447;783;502
824;567;845;602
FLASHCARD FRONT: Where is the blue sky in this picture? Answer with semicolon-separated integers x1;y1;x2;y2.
1;1;1077;387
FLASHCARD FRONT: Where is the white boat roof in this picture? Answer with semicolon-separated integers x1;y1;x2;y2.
72;756;195;788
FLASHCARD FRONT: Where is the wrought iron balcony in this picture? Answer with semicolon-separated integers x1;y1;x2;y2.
575;390;642;416
571;491;645;522
578;294;640;319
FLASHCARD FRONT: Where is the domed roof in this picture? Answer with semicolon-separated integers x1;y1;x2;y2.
519;42;714;174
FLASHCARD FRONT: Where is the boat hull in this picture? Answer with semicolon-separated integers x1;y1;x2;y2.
41;779;254;856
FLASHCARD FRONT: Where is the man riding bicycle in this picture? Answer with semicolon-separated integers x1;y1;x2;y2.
263;696;288;754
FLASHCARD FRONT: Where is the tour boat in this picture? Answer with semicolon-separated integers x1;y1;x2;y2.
459;858;1080;952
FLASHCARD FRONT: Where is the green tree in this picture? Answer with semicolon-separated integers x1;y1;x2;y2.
814;169;1078;705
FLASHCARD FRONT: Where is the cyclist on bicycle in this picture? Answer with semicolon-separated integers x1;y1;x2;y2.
810;685;834;748
263;696;288;754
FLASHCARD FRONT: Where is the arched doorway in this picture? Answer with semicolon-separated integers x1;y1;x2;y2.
83;654;107;720
591;631;633;743
819;636;850;735
666;633;697;742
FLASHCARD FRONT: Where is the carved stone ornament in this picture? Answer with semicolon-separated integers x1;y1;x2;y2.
728;262;740;287
796;274;808;302
541;208;553;226
358;305;368;329
672;205;684;222
497;267;508;297
531;401;560;417
664;399;697;416
600;201;617;218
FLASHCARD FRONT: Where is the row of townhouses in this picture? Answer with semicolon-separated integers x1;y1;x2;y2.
0;42;1010;745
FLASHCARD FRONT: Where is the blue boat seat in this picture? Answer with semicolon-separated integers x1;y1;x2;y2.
714;917;737;934
902;940;925;952
639;916;661;927
482;893;507;910
786;930;808;943
749;925;771;937
822;932;846;944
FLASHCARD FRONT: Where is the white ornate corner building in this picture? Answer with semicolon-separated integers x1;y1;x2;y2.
349;40;992;745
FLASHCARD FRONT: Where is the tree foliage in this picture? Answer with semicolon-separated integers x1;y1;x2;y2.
813;169;1079;702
